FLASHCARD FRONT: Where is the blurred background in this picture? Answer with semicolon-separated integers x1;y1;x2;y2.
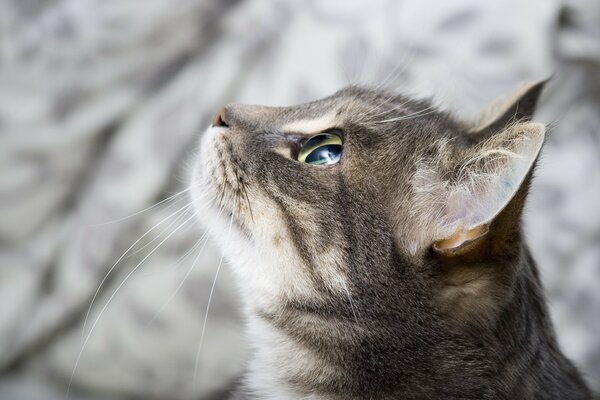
1;0;599;399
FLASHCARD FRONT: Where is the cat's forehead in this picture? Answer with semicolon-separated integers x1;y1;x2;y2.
276;86;417;129
220;86;446;143
296;86;407;115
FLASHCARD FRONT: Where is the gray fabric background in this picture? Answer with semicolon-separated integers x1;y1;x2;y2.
0;0;598;399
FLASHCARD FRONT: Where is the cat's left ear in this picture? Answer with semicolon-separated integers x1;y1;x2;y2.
431;80;547;255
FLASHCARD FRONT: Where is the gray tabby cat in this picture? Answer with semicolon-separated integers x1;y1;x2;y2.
191;80;592;399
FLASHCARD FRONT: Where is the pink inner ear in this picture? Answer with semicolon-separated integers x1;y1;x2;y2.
434;224;488;251
406;122;545;255
442;122;546;238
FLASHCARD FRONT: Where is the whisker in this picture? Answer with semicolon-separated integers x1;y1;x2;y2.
364;91;427;123
193;195;236;386
193;253;225;384
80;202;195;340
373;106;437;124
363;91;419;120
147;225;214;325
68;212;198;399
370;44;416;95
90;187;194;227
122;204;196;261
360;93;400;120
362;97;412;122
359;31;419;121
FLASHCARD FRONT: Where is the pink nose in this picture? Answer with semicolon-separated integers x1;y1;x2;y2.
211;106;229;127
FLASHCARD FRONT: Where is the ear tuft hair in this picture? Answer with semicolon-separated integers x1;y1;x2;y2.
407;122;545;255
445;121;545;233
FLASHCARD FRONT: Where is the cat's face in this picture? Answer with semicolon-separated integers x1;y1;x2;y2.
193;88;428;306
191;83;546;327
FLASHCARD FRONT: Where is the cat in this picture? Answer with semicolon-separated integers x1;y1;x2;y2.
190;80;592;399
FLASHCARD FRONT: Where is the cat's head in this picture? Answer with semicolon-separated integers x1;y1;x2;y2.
191;81;546;329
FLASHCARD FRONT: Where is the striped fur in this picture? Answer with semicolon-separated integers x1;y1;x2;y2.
191;83;591;399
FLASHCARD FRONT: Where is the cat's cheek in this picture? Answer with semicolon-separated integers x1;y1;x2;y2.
219;228;324;308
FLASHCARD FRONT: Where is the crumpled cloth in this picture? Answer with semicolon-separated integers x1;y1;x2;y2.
0;0;598;398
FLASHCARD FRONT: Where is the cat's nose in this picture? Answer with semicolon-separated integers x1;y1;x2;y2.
211;103;276;129
211;106;229;128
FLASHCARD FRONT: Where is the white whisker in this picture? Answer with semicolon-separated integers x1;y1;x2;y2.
362;96;411;121
90;187;194;227
193;198;236;387
147;228;212;325
359;27;418;121
374;106;437;124
80;202;195;340
122;204;198;261
370;45;415;95
68;212;198;399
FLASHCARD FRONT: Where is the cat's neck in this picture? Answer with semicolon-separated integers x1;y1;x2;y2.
488;247;590;399
239;248;590;400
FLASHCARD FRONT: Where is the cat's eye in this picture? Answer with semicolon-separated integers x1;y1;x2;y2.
297;133;343;165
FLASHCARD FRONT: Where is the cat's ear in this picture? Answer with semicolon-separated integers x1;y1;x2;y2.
430;80;547;254
432;121;545;255
408;82;547;328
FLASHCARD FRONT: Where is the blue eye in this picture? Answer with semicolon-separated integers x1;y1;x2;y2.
297;133;343;165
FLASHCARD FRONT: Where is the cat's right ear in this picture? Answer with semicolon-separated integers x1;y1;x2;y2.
416;82;547;328
429;80;548;255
